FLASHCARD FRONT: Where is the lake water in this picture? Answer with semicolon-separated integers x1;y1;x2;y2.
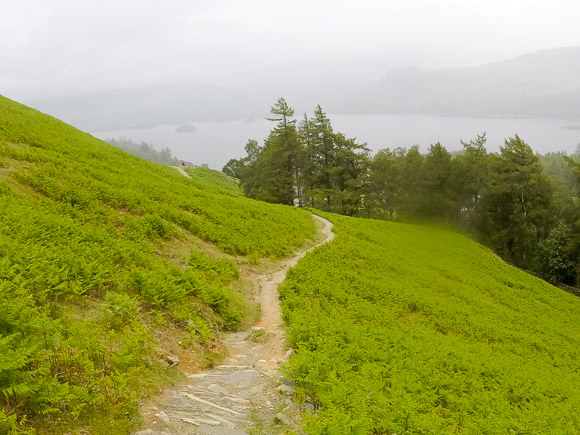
93;114;580;170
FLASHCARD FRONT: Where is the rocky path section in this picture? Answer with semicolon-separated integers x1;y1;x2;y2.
136;214;334;435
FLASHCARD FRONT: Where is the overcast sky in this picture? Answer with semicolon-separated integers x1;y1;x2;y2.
2;0;580;101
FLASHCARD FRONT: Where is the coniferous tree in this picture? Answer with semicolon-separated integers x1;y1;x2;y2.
298;114;317;207
419;143;454;220
310;105;336;210
399;146;424;219
256;98;300;205
452;133;489;229
226;105;580;285
367;148;402;219
479;135;554;268
332;132;370;215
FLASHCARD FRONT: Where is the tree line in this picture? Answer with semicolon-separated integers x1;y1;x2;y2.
107;137;194;166
223;98;580;287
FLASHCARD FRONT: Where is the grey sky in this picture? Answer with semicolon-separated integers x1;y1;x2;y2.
2;0;580;101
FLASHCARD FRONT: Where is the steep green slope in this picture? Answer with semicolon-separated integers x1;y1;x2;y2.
280;213;580;434
186;166;243;197
0;95;316;433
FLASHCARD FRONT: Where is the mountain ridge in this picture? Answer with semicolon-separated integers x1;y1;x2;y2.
330;46;580;119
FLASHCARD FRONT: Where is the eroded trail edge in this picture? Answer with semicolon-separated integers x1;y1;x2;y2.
137;214;334;435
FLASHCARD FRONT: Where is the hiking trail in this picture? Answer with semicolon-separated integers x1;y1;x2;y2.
136;175;334;434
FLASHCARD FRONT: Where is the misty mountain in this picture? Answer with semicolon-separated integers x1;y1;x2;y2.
27;74;370;133
29;83;263;132
329;47;580;119
28;47;580;133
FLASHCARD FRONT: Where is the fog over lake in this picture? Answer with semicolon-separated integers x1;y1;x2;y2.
94;115;580;170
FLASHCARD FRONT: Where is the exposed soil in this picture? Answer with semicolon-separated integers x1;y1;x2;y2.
135;213;334;434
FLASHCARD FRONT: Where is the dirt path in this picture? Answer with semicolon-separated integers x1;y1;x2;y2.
136;214;334;434
174;166;192;179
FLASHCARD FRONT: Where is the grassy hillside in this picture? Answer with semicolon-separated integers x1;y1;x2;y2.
4;92;580;434
280;213;580;434
0;95;316;433
185;166;243;197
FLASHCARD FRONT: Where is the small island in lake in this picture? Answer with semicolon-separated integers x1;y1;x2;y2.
175;124;196;133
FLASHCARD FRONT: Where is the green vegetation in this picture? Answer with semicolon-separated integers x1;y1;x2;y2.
106;137;193;166
0;95;316;433
280;212;580;433
186;166;243;197
4;91;580;434
224;98;369;213
228;99;580;288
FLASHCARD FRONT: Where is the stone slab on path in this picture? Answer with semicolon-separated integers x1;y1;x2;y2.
135;215;335;434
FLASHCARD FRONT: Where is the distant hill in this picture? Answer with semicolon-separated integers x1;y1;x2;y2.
330;47;580;119
28;83;256;132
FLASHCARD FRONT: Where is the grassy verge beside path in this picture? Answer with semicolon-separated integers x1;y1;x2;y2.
0;95;316;433
280;212;580;434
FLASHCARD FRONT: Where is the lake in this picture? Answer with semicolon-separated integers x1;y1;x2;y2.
93;114;580;170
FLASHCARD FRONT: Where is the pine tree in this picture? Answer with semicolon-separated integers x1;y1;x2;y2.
298;114;316;207
368;148;403;219
452;133;489;228
480;135;554;268
332;132;370;215
257;98;301;205
310;105;336;210
419;143;454;220
399;146;424;219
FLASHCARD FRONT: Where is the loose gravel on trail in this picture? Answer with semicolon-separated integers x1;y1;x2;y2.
135;214;334;435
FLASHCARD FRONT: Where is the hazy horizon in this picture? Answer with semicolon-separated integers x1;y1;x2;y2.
3;0;580;167
93;114;580;170
3;0;580;104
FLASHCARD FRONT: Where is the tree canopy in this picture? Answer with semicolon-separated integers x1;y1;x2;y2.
225;99;580;287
